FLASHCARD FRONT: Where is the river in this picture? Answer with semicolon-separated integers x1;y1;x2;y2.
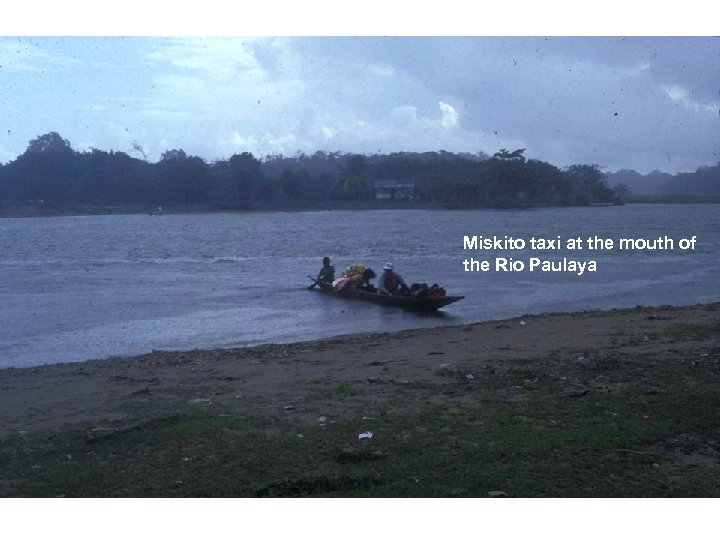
1;204;718;368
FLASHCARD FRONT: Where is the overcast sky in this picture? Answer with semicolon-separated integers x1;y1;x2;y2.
0;36;717;173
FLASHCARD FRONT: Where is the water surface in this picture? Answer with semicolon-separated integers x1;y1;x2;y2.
1;204;718;368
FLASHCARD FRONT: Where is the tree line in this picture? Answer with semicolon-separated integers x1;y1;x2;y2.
0;131;621;211
607;165;720;197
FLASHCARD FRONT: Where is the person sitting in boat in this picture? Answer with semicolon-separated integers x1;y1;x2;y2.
360;267;377;291
333;262;376;292
316;256;335;285
379;262;408;295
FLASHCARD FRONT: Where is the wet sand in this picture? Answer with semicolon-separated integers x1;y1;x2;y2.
2;302;719;435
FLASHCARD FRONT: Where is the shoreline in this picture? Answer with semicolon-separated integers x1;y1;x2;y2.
0;300;711;372
2;300;719;496
0;203;435;219
3;199;719;220
2;300;718;423
0;301;708;374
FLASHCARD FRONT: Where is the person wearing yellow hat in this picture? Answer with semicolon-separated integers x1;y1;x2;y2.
347;262;368;286
333;262;375;291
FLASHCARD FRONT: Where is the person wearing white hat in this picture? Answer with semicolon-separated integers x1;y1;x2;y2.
379;262;407;295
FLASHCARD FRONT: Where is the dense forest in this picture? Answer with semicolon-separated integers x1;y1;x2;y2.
1;131;696;213
607;165;720;197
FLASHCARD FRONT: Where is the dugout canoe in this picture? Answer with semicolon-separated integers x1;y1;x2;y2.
310;280;464;310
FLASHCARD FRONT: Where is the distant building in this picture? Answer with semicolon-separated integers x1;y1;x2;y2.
374;179;416;201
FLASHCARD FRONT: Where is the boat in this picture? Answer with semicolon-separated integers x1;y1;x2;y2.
308;278;464;310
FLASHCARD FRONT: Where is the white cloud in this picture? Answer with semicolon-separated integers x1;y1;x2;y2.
368;63;395;77
0;39;79;72
390;105;419;125
218;131;258;155
146;37;262;76
215;130;305;158
663;85;718;114
439;101;459;129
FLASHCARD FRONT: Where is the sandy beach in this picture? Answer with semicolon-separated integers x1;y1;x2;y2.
2;302;719;496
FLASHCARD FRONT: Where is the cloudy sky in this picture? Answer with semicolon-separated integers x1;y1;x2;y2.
0;36;717;173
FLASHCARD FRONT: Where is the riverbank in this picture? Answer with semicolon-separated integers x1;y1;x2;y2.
624;194;720;204
2;302;719;496
0;201;438;219
0;199;633;219
6;198;720;219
